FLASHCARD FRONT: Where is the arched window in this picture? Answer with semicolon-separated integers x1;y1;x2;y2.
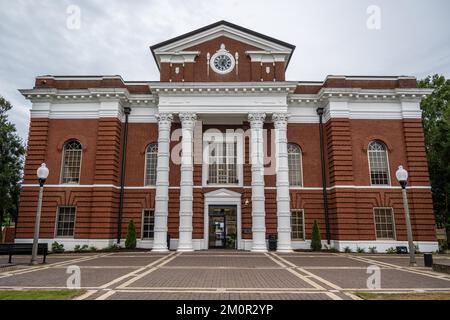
287;143;303;187
368;140;390;185
61;140;82;184
144;143;158;186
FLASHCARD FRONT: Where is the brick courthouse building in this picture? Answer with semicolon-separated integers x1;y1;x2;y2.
16;21;438;252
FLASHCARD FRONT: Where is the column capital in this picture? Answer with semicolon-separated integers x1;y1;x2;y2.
248;113;266;128
272;113;289;128
156;112;173;124
179;112;197;126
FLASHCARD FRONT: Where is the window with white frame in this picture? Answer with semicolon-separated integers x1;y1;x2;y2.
144;143;158;186
291;209;304;240
142;209;155;239
61;140;82;184
207;139;238;184
374;208;396;240
288;143;303;186
368;141;390;185
56;207;76;237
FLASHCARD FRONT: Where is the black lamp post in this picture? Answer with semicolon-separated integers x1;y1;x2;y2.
30;163;49;265
395;165;417;267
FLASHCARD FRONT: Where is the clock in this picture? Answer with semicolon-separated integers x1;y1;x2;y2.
210;44;235;74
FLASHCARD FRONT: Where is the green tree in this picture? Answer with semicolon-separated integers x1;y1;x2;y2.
418;75;450;232
310;220;322;251
125;219;137;249
0;96;25;242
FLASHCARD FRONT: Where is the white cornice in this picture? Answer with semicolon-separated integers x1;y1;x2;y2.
156;51;200;64
245;51;291;64
151;81;298;95
154;25;293;54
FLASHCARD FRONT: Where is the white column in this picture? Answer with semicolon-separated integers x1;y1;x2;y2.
152;113;173;252
273;113;293;252
177;112;197;252
248;113;267;252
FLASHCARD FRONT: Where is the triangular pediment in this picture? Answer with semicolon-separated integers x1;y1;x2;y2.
151;20;295;68
204;188;242;199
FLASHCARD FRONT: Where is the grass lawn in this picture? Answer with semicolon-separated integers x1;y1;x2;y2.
0;290;86;300
355;292;450;300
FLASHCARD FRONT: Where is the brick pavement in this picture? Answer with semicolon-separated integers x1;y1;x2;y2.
0;250;450;300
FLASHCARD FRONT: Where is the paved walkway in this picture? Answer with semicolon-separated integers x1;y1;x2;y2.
1;251;450;300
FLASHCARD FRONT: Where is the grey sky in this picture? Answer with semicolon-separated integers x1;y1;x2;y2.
1;0;449;140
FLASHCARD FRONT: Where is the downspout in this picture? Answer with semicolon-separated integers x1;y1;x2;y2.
117;106;131;245
316;107;331;245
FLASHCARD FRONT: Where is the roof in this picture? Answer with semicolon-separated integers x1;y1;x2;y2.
150;20;296;70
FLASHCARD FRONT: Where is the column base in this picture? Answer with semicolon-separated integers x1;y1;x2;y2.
276;248;293;253
151;248;169;253
177;244;194;252
251;244;268;252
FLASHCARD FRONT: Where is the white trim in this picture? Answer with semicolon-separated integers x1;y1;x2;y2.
291;209;305;241
367;140;392;187
373;207;397;240
210;45;236;75
331;240;439;253
21;184;432;190
14;238;116;251
141;208;155;241
54;206;77;238
59;139;83;185
287;143;304;187
202;133;244;188
203;189;242;250
153;24;293;61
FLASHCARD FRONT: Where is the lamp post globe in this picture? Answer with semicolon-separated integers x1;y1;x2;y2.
396;165;408;189
31;163;49;265
396;165;416;267
37;163;49;186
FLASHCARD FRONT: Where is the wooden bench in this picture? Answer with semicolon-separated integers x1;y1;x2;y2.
0;243;48;264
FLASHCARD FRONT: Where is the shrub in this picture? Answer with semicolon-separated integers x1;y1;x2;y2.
51;241;65;253
310;220;322;251
89;246;97;252
386;247;396;254
125;220;137;249
106;243;120;252
344;246;352;253
74;244;89;253
414;244;421;254
356;247;365;253
368;246;377;254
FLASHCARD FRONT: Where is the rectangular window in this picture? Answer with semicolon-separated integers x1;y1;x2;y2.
208;140;238;184
291;209;304;240
142;209;155;239
56;207;76;237
374;208;396;240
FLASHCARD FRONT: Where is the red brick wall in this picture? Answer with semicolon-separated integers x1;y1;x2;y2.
160;36;286;82
16;117;436;243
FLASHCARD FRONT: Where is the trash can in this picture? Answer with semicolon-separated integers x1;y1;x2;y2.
268;235;277;251
424;253;433;267
167;234;171;251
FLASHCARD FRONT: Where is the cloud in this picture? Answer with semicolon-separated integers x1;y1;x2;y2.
1;0;449;140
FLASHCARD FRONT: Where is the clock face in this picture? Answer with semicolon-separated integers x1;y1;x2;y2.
210;50;235;74
213;54;232;72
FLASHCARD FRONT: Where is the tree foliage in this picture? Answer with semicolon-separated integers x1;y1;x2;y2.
310;220;322;251
0;96;25;242
418;75;450;230
125;219;137;249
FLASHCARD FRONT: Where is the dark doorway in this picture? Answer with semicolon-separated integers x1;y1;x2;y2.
208;205;237;249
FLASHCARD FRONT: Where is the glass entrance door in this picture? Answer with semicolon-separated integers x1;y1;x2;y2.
208;205;237;249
